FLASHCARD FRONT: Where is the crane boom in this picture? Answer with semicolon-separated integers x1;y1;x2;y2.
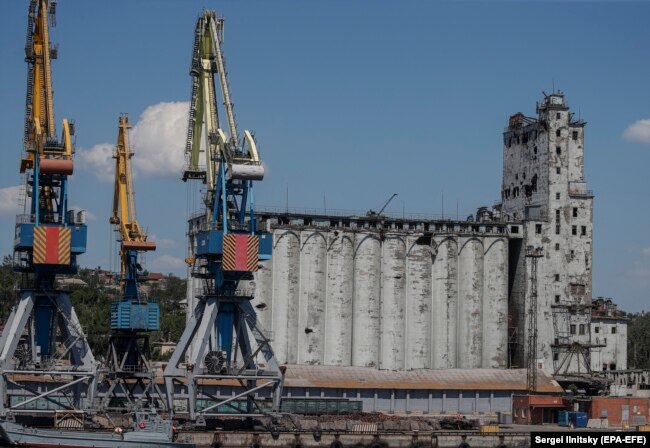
110;115;155;294
165;10;282;421
103;115;161;411
0;0;97;417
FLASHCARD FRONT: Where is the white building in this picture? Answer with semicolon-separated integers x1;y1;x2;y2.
500;92;594;375
590;298;628;371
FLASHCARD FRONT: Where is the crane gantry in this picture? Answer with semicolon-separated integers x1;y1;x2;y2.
0;0;96;417
164;10;282;421
103;115;162;410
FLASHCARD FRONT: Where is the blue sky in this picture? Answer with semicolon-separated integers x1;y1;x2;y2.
1;1;649;312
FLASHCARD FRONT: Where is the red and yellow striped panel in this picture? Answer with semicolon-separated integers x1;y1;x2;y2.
33;227;71;265
222;234;259;272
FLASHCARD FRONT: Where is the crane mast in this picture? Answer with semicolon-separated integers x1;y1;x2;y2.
164;10;282;421
103;115;162;411
0;0;96;417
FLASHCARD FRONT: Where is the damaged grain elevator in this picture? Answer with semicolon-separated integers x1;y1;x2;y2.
185;92;604;375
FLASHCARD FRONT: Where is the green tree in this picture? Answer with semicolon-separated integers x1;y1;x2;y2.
628;312;650;369
0;255;19;322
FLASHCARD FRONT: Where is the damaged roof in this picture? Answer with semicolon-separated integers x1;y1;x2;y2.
283;365;563;393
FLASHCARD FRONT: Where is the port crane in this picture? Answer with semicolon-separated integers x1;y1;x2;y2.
0;0;96;416
164;11;283;421
102;115;163;410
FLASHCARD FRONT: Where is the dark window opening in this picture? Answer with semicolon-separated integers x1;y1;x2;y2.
553;353;559;361
556;209;561;220
556;113;561;119
570;324;576;334
572;225;577;235
572;131;578;140
573;207;578;217
531;174;538;192
595;327;600;333
511;225;519;234
555;224;560;235
570;250;575;259
556;167;561;174
611;327;617;334
555;295;560;303
555;243;560;250
555;274;560;282
534;146;538;154
556;146;562;155
556;129;561;137
581;226;586;236
610;363;616;370
535;224;542;234
579;324;585;335
556;192;561;200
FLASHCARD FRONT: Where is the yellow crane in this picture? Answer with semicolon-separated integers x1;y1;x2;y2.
110;114;156;296
104;115;162;411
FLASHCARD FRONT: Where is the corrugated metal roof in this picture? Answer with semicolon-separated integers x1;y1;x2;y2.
282;365;563;393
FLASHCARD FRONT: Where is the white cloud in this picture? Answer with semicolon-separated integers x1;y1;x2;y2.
0;185;24;217
148;234;177;249
130;101;189;176
76;142;114;182
148;254;186;273
77;101;189;181
623;119;650;144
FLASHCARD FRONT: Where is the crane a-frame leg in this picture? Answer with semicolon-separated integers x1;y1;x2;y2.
0;290;97;417
164;296;283;421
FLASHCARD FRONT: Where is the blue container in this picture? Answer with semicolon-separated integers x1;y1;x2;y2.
558;410;570;426
573;412;588;428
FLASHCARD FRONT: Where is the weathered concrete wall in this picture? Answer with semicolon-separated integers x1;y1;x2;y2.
591;319;628;371
248;224;509;370
500;93;596;375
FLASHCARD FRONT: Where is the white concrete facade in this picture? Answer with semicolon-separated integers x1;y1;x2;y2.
242;221;510;370
590;318;628;372
501;92;594;375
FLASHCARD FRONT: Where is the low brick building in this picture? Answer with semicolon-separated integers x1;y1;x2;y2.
512;395;564;424
589;397;649;427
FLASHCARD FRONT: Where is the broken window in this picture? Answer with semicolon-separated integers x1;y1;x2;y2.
595;327;600;333
581;226;586;236
556;129;561;137
555;295;560;303
553;353;559;361
610;363;616;370
536;224;542;234
572;131;578;140
572;225;577;235
573;207;578;217
556;146;561;155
